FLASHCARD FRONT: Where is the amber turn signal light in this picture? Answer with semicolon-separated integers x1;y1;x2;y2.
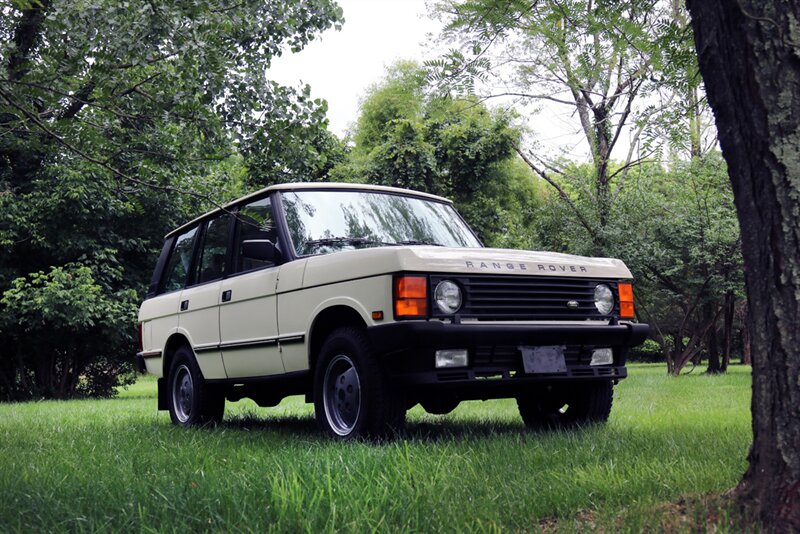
394;275;428;319
618;282;635;319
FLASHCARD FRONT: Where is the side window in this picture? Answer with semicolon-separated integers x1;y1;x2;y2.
193;215;230;285
161;226;198;294
233;196;278;273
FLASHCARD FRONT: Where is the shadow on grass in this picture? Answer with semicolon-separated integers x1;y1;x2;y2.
215;412;584;443
221;413;319;438
405;419;531;441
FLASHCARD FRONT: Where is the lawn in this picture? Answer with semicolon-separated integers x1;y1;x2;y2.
0;364;752;532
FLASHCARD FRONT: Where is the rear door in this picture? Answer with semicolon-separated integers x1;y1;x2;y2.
176;214;231;380
142;226;197;374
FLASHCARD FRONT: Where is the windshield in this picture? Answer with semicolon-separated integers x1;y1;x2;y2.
279;190;482;256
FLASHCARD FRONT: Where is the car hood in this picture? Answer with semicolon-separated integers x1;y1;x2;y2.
298;246;633;289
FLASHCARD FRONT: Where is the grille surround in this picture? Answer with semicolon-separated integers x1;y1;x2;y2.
430;275;620;321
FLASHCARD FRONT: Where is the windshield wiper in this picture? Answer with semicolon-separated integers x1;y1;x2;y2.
303;237;444;251
303;237;395;249
395;239;443;246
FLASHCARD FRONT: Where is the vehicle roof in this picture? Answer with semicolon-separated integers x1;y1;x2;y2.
166;182;454;238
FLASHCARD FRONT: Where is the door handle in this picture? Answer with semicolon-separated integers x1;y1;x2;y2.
221;290;232;303
180;300;189;311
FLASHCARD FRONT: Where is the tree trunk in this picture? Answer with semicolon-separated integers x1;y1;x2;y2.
721;292;735;372
740;302;752;365
687;2;800;530
705;301;721;374
667;330;684;374
688;86;703;159
594;106;612;231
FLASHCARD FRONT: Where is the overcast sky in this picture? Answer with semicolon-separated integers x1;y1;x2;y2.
266;0;600;160
267;0;441;138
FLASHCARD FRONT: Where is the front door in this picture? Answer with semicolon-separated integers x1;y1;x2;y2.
219;195;285;378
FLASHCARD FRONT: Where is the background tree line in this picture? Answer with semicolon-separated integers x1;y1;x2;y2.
0;0;743;403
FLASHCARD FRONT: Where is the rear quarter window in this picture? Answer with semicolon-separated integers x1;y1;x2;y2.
160;226;198;294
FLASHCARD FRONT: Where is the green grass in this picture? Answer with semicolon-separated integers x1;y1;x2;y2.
0;364;753;532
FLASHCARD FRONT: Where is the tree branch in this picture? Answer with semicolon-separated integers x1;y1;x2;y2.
0;85;237;214
0;79;138;120
57;81;96;121
515;145;597;240
607;77;644;156
475;91;577;107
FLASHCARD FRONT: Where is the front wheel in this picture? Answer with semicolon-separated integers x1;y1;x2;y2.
167;346;224;426
314;327;405;439
517;381;613;429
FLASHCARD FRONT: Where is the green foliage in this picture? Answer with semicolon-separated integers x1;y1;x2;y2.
428;0;714;237
534;152;744;367
628;338;664;362
615;154;743;371
0;0;343;399
244;85;348;187
0;263;137;398
0;365;752;531
4;264;116;330
354;62;427;151
337;61;543;247
365;118;439;193
429;0;665;155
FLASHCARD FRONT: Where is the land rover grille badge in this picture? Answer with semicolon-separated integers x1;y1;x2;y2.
566;300;579;309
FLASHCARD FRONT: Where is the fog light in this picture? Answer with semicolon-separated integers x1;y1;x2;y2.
435;349;468;368
590;348;613;366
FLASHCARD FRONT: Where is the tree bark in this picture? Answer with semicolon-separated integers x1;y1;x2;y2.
705;301;722;374
687;1;800;530
721;292;735;372
740;302;752;365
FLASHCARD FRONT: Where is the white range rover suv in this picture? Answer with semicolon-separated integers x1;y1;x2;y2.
136;183;648;439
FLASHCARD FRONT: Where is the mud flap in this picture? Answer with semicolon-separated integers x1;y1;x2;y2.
157;378;167;410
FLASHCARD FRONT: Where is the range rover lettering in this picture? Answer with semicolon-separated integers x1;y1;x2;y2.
136;183;649;439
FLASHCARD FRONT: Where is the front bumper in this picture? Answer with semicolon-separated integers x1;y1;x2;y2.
366;320;649;393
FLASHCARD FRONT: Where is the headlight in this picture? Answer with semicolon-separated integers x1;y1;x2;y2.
594;284;614;315
434;280;462;314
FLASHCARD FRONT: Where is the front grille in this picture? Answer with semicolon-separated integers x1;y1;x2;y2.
430;275;619;321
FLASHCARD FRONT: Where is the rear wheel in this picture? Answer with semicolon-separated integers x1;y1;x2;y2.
314;327;405;439
167;345;224;426
517;381;613;429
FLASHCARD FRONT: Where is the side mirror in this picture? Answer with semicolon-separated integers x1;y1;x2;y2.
241;239;282;263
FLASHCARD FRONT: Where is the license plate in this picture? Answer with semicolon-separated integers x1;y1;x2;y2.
519;345;567;374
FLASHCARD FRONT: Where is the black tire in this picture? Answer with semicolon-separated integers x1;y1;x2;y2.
313;327;406;440
517;381;613;429
167;345;224;426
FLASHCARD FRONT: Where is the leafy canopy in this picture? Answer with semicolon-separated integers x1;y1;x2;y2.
336;61;543;248
0;0;343;399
